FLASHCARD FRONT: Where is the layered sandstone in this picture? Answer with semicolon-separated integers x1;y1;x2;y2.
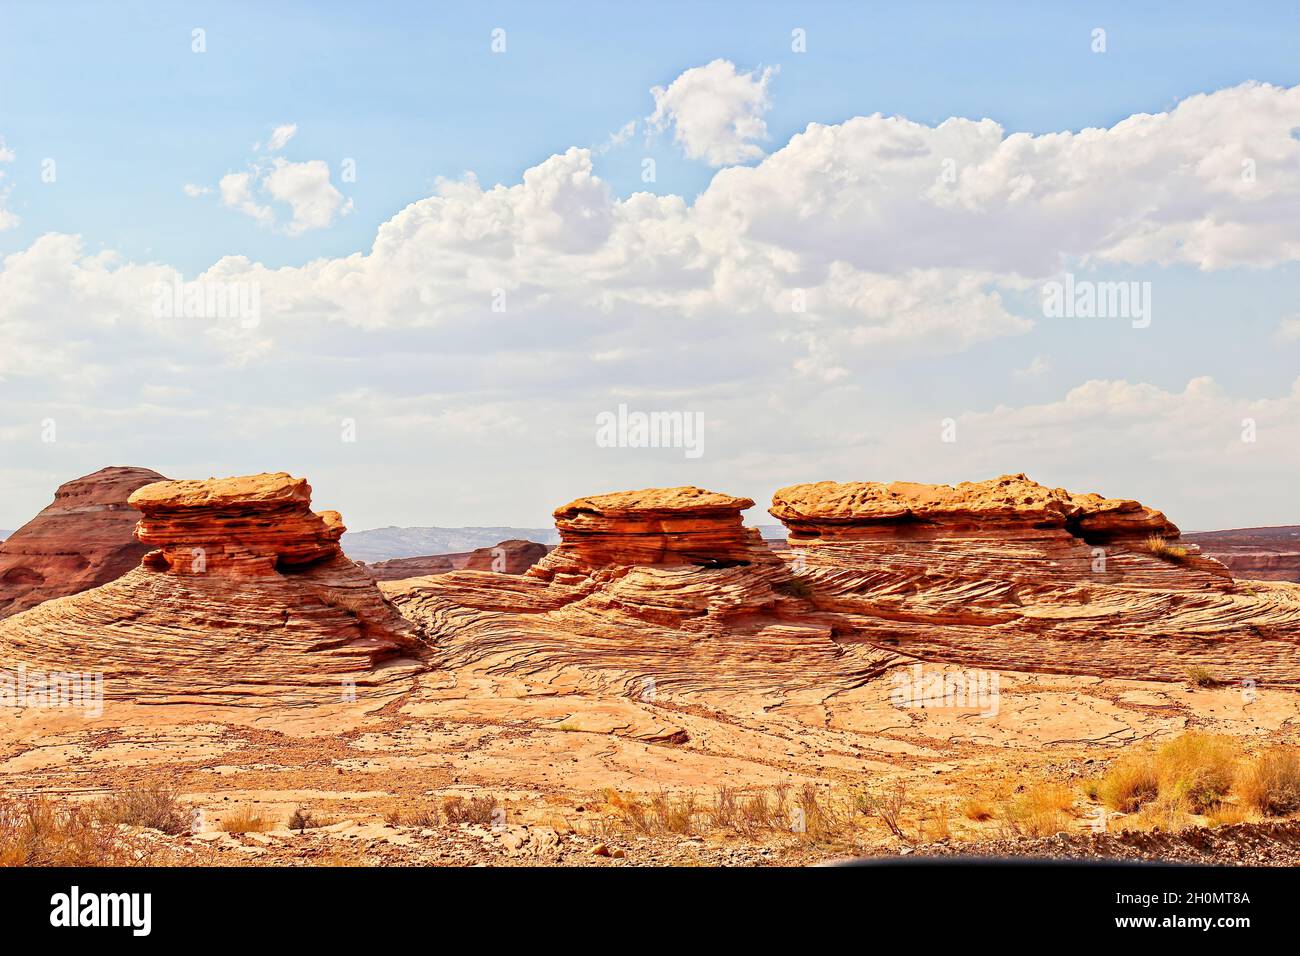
770;474;1300;685
0;466;166;619
0;473;423;704
386;486;882;698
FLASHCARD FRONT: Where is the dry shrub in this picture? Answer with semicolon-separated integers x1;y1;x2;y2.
386;806;441;828
0;795;190;866
219;807;274;833
1154;733;1237;812
1098;754;1160;813
855;780;909;839
1205;802;1251;827
959;798;995;822
96;784;192;835
287;808;322;832
1002;783;1074;837
1145;535;1190;563
1130;793;1193;832
1235;747;1300;816
1184;665;1220;688
441;794;499;826
919;806;952;841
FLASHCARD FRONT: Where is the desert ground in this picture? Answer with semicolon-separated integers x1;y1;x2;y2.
2;469;1299;866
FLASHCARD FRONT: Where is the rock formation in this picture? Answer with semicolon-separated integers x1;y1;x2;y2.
386;487;888;698
362;554;456;581
462;539;550;574
1183;526;1300;583
0;473;423;705
0;466;166;619
769;474;1300;685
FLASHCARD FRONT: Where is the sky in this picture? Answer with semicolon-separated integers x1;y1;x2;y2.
2;1;1300;532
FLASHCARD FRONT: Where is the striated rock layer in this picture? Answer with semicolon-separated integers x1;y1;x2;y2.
387;487;891;699
0;466;166;619
0;473;423;705
770;474;1300;686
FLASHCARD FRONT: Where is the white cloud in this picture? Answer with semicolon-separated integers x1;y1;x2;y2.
263;123;298;151
649;59;776;166
261;158;352;235
219;171;274;226
0;138;17;231
198;126;350;234
7;84;1300;528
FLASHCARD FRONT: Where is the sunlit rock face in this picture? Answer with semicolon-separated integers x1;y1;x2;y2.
769;474;1300;686
0;466;166;619
386;486;876;700
0;473;424;705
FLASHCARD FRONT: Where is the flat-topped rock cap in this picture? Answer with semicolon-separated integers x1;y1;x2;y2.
128;472;312;510
555;486;754;519
770;473;1172;531
770;474;1074;522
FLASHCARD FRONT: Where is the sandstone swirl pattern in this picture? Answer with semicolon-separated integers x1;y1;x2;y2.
0;473;423;705
387;487;895;698
770;474;1300;686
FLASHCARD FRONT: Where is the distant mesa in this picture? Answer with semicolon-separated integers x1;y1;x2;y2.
1183;526;1300;583
0;472;423;705
342;525;559;563
0;466;165;619
359;539;551;581
463;539;550;573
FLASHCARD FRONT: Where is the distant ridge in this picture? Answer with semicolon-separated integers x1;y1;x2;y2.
342;526;560;563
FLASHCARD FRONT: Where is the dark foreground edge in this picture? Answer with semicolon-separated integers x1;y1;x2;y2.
0;860;1284;941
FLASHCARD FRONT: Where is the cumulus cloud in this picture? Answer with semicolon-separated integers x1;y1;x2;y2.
197;126;351;234
6;83;1300;527
262;158;352;235
649;59;776;166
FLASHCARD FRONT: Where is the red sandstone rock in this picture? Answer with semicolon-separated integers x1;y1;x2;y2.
386;486;878;697
0;472;423;704
0;466;166;619
543;486;773;570
770;473;1178;541
768;475;1299;686
463;539;550;574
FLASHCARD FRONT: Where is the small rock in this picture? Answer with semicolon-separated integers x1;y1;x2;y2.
591;842;611;856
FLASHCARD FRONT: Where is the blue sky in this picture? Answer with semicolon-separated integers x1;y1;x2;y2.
2;1;1300;532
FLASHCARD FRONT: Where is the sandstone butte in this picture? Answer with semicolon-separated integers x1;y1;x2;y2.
386;475;1300;698
0;466;166;619
0;473;423;705
768;474;1300;684
386;485;870;701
